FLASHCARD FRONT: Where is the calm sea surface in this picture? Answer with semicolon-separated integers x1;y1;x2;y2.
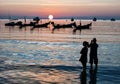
0;19;120;84
0;19;120;42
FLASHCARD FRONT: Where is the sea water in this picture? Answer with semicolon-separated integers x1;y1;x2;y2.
0;40;120;84
0;40;120;66
0;19;120;84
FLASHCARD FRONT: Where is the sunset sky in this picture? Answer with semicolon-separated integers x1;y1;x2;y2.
0;0;120;19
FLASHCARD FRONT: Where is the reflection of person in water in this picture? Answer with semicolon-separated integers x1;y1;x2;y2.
79;41;89;69
80;67;98;84
89;68;97;84
80;69;87;84
89;38;98;69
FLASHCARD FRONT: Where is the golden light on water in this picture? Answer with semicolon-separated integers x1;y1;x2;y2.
48;15;53;20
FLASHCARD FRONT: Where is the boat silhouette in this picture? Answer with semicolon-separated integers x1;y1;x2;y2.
73;22;92;34
5;21;22;26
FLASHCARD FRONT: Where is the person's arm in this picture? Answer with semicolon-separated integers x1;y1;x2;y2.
87;42;90;47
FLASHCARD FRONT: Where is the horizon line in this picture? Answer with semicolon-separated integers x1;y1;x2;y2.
0;15;120;20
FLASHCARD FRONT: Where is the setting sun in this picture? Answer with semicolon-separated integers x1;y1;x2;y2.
48;15;53;20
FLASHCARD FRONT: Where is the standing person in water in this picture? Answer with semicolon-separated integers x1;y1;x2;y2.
89;38;98;69
79;41;89;69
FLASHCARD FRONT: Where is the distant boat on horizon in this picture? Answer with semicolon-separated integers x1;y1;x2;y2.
93;17;97;21
111;18;116;21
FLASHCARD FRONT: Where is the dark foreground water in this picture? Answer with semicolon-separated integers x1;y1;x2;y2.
0;39;120;84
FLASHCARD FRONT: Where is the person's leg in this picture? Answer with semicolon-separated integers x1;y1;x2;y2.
94;57;98;69
90;57;93;69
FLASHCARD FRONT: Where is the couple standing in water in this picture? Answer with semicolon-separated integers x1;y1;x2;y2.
79;38;98;69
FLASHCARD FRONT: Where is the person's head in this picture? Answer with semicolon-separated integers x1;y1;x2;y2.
83;41;88;47
93;38;97;43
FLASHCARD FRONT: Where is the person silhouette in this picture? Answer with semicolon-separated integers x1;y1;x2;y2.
89;38;98;69
79;41;89;69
